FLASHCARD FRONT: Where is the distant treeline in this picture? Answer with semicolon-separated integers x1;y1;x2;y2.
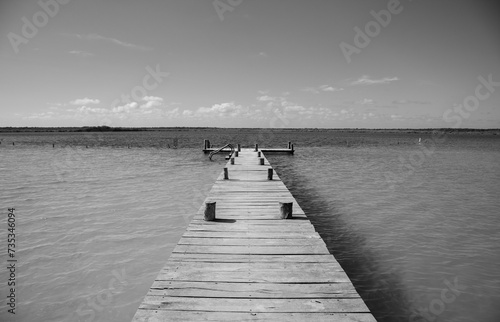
0;126;498;134
0;126;219;132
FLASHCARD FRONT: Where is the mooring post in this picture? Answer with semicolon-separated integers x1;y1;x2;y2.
257;151;261;157
279;202;293;219
230;158;235;165
204;201;216;221
224;167;229;180
267;168;273;180
235;151;239;157
203;139;208;149
288;142;291;149
255;144;258;151
260;158;265;165
237;144;241;152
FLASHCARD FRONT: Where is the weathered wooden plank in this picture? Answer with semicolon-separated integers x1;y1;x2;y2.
156;269;351;284
190;214;308;220
133;310;376;322
148;281;360;298
155;272;350;284
172;244;330;255
189;219;311;226
138;297;371;313
181;231;322;239
185;225;317;233
167;253;338;263
178;237;325;246
160;261;343;272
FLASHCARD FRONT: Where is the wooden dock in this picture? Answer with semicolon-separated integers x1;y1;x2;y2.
132;148;375;321
202;140;295;155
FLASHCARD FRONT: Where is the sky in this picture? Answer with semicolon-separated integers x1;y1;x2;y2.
1;0;499;128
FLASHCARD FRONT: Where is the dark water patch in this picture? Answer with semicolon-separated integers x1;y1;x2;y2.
269;154;410;322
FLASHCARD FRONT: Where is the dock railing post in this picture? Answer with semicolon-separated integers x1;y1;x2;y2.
237;144;241;152
288;142;291;149
230;158;235;165
257;151;261;157
279;202;293;219
254;144;258;151
267;168;273;180
204;201;216;221
235;151;239;157
260;158;264;165
224;167;229;180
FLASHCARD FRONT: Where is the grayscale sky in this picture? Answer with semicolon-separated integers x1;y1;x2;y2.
1;0;499;128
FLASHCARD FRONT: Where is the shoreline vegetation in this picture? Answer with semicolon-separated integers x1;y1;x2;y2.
0;126;498;135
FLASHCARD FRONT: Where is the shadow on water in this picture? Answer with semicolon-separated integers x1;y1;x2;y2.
270;155;410;322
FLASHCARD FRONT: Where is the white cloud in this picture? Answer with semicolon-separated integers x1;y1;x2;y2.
356;98;376;105
141;96;164;109
199;102;246;117
112;102;138;113
70;98;100;105
77;106;108;114
284;105;305;112
320;85;344;92
68;33;153;51
68;50;94;57
303;85;344;94
257;95;278;102
392;99;430;105
351;75;399;85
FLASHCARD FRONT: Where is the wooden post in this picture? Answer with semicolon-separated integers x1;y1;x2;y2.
235;151;239;157
279;202;293;219
237;144;241;152
230;158;235;165
224;167;229;180
260;158;264;165
257;151;261;157
267;168;273;180
255;144;258;151
288;142;291;149
204;201;216;221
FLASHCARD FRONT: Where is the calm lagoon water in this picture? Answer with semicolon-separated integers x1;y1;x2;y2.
1;129;499;322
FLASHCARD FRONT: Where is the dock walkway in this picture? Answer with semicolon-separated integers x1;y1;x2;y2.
132;148;375;321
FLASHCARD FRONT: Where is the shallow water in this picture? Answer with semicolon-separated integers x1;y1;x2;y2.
1;130;499;321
